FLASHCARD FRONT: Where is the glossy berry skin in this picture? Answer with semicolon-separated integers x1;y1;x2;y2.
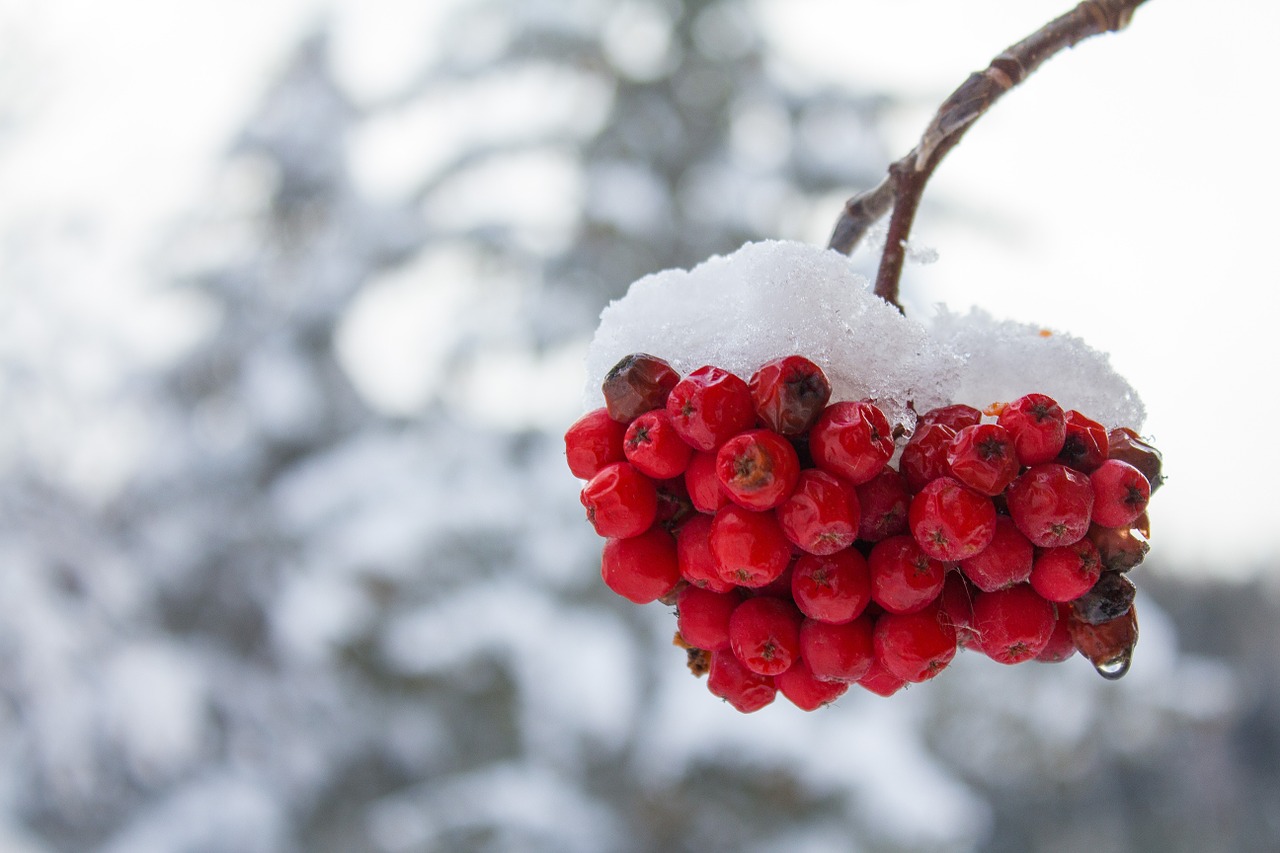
623;409;692;480
708;504;792;588
869;535;946;615
716;429;801;511
565;407;627;480
684;451;728;514
791;548;872;624
601;353;680;423
1072;571;1136;625
874;604;957;683
1067;605;1138;678
1107;427;1164;493
1087;523;1149;573
799;615;875;682
908;477;997;561
777;469;860;555
1035;612;1077;663
728;596;803;676
677;585;740;651
1030;538;1102;603
917;403;983;431
675;514;735;593
972;583;1057;665
854;467;910;542
777;657;849;710
947;423;1019;497
707;650;776;713
958;516;1034;593
1089;459;1151;528
580;462;658;539
1005;463;1094;548
666;365;755;452
1057;410;1109;473
600;527;681;603
997;393;1066;465
900;422;957;493
810;400;895;485
749;355;832;436
857;657;907;697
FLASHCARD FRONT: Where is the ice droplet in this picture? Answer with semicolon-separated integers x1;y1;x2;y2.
1094;651;1133;680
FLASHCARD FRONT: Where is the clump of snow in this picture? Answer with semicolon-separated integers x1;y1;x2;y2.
585;240;1145;430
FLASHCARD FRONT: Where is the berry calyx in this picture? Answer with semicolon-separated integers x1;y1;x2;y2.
997;393;1066;465
716;428;801;511
908;477;997;561
1089;459;1151;528
666;365;755;451
564;407;627;480
749;355;832;436
728;596;803;676
777;469;860;555
810;400;895;485
602;353;680;423
580;462;659;539
1004;463;1094;548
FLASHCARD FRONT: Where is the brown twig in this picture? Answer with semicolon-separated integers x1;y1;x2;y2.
827;0;1153;309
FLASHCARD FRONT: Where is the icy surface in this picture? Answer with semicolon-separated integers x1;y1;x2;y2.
586;240;1146;430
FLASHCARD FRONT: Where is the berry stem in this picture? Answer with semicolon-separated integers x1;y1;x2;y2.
827;0;1154;310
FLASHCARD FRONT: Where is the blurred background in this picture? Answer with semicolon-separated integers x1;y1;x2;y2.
1;0;1277;850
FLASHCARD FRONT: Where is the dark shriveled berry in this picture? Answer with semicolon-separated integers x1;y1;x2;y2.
1071;571;1136;625
1087;523;1150;573
749;355;832;436
1068;605;1139;679
1057;410;1109;473
1107;427;1164;493
602;353;680;423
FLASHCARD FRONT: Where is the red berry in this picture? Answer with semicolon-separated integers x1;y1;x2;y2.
708;504;792;588
716;429;801;511
601;353;680;423
1107;427;1164;493
939;569;979;648
1087;523;1150;573
666;365;755;451
1089;459;1151;528
857;657;907;697
1030;538;1102;603
791;548;872;624
907;477;997;561
1004;463;1094;548
728;596;803;676
1035;611;1077;663
873;604;957;683
868;535;946;615
580;462;658;539
675;514;735;593
947;423;1019;496
600;528;681;603
917;403;983;431
799;615;875;682
749;355;832;436
707;650;776;712
810;400;895;485
1057;410;1109;473
677;585;740;651
854;467;910;542
899;422;956;493
564;407;627;480
777;657;848;710
971;583;1057;665
1071;571;1136;625
997;393;1066;465
684;450;728;514
958;515;1034;592
623;409;692;479
777;469;860;555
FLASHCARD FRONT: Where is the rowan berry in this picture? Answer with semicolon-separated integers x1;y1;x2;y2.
564;407;627;480
1067;605;1138;678
684;450;728;514
1089;459;1150;528
908;477;997;561
1030;538;1101;602
666;365;755;451
900;422;956;493
707;650;776;712
624;409;692;479
958;515;1034;592
601;353;679;423
580;462;658;539
971;583;1056;665
869;535;946;615
1057;410;1109;473
799;615;875;682
810;400;895;485
1071;571;1136;625
873;604;957;683
675;514;735;593
947;423;1019;496
857;657;907;697
708;504;792;588
791;548;872;624
676;585;740;651
1035;610;1077;663
854;467;910;542
1087;522;1149;573
997;393;1066;465
749;355;832;436
777;469;860;555
600;527;681;603
917;403;983;431
716;429;801;511
1107;427;1164;493
939;569;979;648
728;596;803;676
777;657;849;710
1004;463;1094;548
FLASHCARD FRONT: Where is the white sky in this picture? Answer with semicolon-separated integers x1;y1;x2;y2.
2;0;1277;577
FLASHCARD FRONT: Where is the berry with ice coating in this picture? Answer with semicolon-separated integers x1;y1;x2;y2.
998;393;1067;465
908;477;997;561
565;407;627;480
600;527;681;604
790;548;872;624
707;650;776;713
874;603;958;683
728;596;803;676
623;409;692;480
716;428;801;511
602;353;680;423
869;535;946;615
1004;463;1094;548
972;583;1057;665
666;365;755;451
810;400;895;485
709;504;792;588
580;462;659;539
959;515;1034;592
777;469;860;555
947;423;1020;496
800;615;876;682
749;354;832;436
1089;459;1151;528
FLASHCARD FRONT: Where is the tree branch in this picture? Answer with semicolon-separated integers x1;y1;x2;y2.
827;0;1153;309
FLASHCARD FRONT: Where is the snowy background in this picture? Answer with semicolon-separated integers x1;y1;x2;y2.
1;1;1278;851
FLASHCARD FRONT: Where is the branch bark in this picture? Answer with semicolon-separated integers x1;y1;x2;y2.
827;0;1153;309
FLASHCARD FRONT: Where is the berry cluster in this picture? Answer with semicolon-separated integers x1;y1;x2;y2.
565;353;1161;712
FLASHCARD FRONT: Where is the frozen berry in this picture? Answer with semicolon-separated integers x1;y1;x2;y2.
777;657;848;710
602;353;679;423
917;403;982;431
854;467;910;542
1071;571;1136;625
874;605;957;683
971;583;1057;665
899;422;956;493
1090;459;1150;528
728;596;803;676
624;409;692;479
580;462;659;539
1107;427;1164;493
1087;523;1150;573
810;400;895;485
947;423;1019;496
777;469;860;555
869;535;946;615
958;515;1034;592
707;650;776;712
908;477;997;561
998;393;1066;465
1030;538;1102;603
799;615;875;682
709;504;792;588
1057;410;1109;473
676;514;735;593
564;407;627;480
791;548;872;624
1068;605;1138;679
666;365;755;451
749;355;832;436
1005;463;1094;548
677;585;740;651
684;450;728;514
601;527;681;603
716;429;801;511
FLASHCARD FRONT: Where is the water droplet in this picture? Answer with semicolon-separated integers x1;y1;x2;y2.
1094;651;1132;680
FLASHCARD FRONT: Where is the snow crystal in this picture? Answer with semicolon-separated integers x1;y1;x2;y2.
585;240;1145;430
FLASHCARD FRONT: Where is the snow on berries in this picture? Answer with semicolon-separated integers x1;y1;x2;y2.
568;241;1162;711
